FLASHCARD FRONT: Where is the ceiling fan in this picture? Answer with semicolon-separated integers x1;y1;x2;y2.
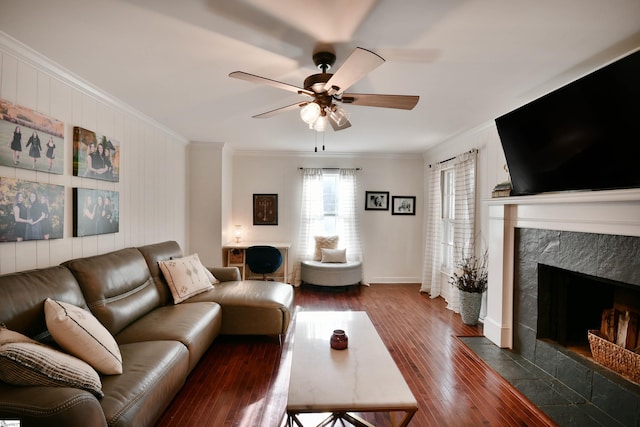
229;47;419;132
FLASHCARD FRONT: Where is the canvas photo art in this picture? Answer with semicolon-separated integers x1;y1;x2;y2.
0;177;64;242
73;188;120;237
73;126;120;182
0;98;64;174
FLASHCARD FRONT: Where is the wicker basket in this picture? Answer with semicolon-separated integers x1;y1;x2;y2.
588;330;640;384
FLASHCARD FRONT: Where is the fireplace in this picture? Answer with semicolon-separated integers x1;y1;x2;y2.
485;189;640;426
537;264;640;353
512;228;640;425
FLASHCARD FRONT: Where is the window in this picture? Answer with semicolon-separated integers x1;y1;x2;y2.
441;168;455;271
322;171;338;235
298;168;362;267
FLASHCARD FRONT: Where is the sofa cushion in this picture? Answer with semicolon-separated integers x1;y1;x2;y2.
321;248;347;263
63;247;162;336
158;254;215;304
44;298;123;375
185;280;294;335
100;341;189;427
0;265;87;338
0;327;103;397
0;382;107;427
137;240;184;305
115;302;222;372
314;235;339;261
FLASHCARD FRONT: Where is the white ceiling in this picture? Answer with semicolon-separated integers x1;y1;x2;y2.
1;0;639;154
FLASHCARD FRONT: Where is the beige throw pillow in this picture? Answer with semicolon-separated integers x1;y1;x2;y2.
45;298;123;375
0;326;103;397
159;253;215;303
314;235;339;261
321;248;347;263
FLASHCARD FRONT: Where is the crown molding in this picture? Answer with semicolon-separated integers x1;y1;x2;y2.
0;31;188;144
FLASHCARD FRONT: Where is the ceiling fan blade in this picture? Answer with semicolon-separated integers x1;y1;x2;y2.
252;102;306;119
341;93;419;110
229;71;314;96
328;114;352;131
323;47;385;95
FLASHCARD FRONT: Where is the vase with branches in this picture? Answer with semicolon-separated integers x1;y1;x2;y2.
449;248;488;325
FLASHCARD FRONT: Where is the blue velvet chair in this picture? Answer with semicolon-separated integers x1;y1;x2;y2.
246;246;283;280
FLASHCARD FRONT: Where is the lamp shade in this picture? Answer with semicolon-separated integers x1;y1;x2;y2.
329;105;350;127
312;114;328;132
300;102;321;124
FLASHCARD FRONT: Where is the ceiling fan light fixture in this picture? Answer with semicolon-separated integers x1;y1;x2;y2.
312;114;328;132
329;104;350;127
300;102;321;124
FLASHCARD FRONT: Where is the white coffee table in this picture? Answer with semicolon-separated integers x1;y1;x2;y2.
286;311;418;427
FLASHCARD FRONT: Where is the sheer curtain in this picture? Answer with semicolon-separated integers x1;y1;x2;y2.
336;169;362;262
421;150;477;313
295;168;324;281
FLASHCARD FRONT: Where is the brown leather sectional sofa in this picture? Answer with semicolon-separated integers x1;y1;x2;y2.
0;240;294;427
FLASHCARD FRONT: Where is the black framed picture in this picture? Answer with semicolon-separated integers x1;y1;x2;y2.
253;193;278;225
392;196;416;215
365;191;389;211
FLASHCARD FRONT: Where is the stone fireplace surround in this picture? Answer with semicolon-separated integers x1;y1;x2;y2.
485;188;640;425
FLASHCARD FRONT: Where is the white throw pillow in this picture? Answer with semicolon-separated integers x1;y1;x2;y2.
159;253;215;304
0;326;103;397
321;248;347;263
314;235;339;261
44;298;123;375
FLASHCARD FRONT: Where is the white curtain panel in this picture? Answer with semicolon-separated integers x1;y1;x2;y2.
421;151;477;313
337;168;363;262
420;161;445;296
294;168;324;284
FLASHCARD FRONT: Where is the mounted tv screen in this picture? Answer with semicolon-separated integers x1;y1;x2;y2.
495;50;640;196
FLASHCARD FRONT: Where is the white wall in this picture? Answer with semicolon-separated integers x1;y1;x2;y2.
0;35;188;275
229;152;425;283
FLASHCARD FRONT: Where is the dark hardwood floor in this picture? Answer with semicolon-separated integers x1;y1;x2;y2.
155;284;556;426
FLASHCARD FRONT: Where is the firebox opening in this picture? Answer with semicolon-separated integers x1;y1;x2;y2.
537;264;640;355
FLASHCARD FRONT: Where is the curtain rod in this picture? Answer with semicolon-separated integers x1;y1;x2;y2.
298;167;361;170
429;148;477;168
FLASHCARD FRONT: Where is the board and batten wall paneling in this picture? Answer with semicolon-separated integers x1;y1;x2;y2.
0;37;188;275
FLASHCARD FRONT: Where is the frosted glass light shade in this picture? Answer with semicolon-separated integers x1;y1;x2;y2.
312;115;328;132
300;102;321;124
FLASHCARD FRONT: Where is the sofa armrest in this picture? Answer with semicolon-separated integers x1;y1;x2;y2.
209;267;241;282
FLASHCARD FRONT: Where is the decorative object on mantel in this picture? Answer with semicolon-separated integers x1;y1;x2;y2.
449;249;488;325
330;329;349;350
492;181;512;198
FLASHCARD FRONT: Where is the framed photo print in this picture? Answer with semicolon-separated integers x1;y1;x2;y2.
365;191;389;211
0;98;65;174
0;177;64;242
73;188;120;237
253;194;278;225
392;196;416;215
73;126;120;182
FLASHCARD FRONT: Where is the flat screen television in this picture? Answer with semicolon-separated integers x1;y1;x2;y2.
495;50;640;196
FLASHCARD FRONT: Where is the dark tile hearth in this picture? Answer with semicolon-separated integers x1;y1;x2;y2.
510;228;640;426
460;336;622;427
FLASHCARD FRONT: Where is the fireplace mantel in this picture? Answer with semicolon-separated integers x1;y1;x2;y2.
484;188;640;348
